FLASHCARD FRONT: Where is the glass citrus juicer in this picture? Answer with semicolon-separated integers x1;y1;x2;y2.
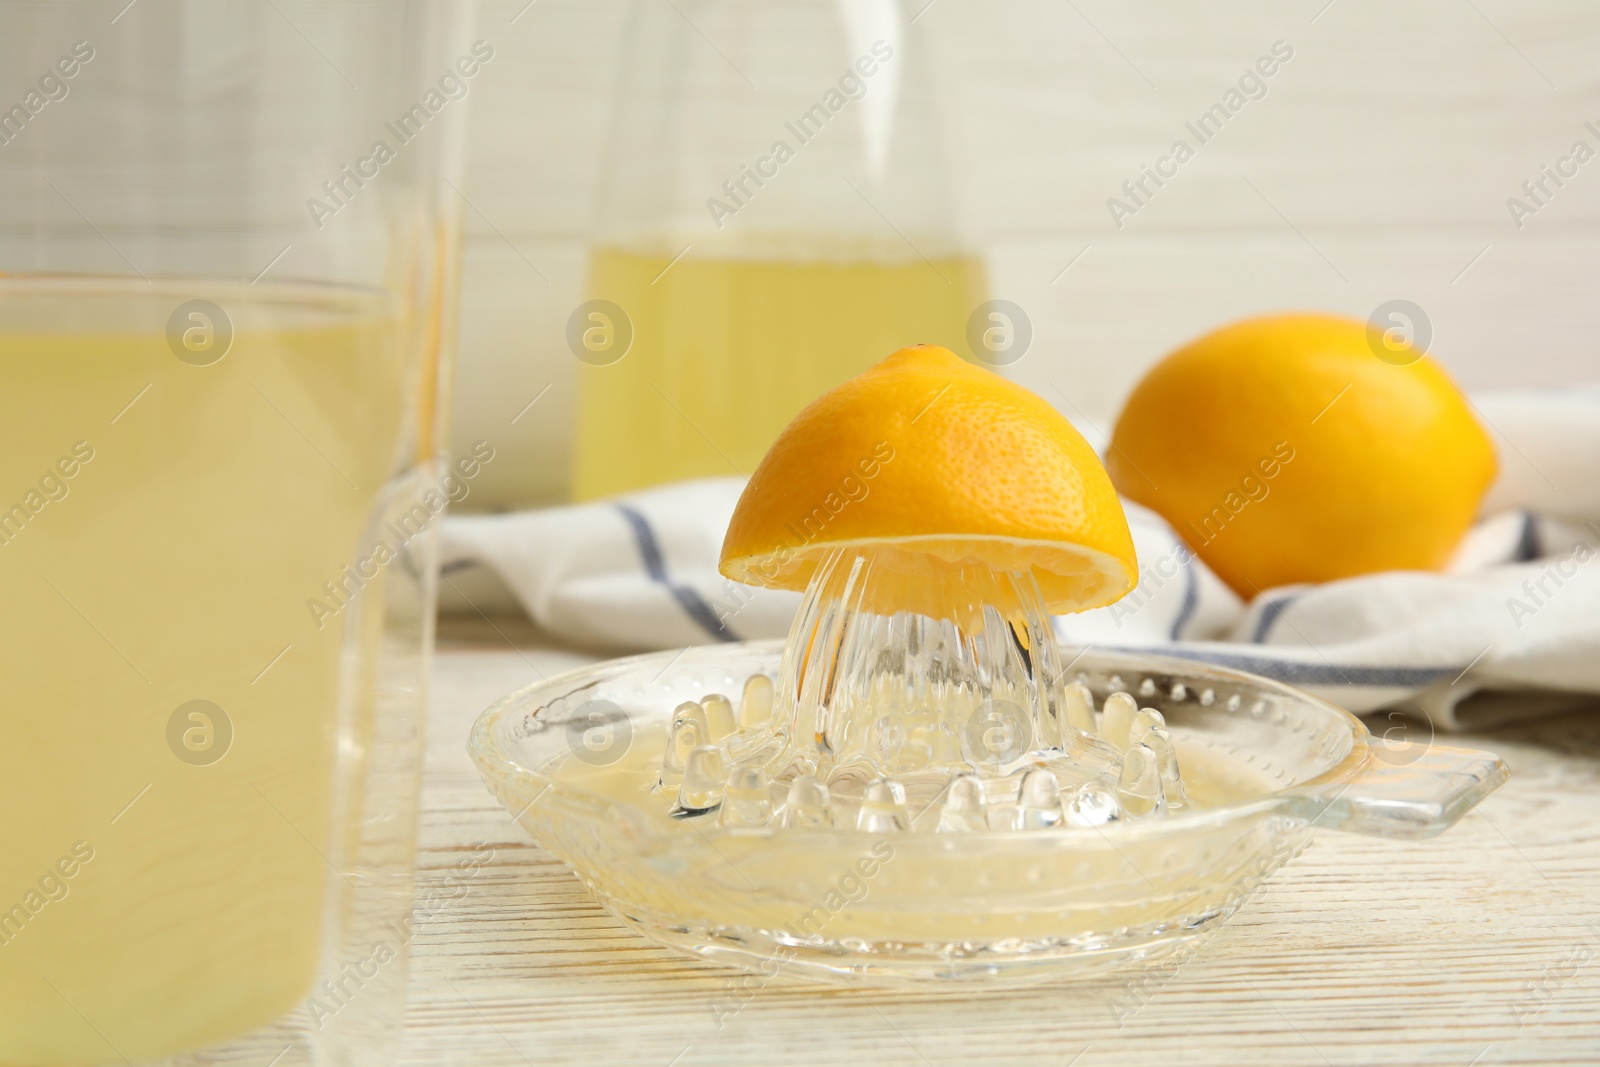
471;346;1508;986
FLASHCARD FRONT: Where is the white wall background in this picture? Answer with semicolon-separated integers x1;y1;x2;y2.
450;0;1600;510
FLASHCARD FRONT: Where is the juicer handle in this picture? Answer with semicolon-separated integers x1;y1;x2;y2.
1292;740;1509;839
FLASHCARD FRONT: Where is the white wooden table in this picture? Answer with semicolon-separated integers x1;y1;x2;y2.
403;618;1600;1066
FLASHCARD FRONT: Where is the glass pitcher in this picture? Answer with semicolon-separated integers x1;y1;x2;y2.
0;2;474;1063
574;0;987;500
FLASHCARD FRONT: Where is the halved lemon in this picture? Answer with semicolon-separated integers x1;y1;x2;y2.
718;344;1138;615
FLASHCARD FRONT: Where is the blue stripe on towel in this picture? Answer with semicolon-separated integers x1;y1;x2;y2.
614;504;738;643
1118;645;1460;689
1169;555;1199;640
1250;594;1301;643
1514;511;1542;562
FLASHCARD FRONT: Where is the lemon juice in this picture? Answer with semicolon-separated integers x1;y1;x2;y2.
546;716;1263;943
573;245;986;500
0;279;414;1064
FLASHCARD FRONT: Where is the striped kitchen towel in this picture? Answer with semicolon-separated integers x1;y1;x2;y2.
438;388;1600;728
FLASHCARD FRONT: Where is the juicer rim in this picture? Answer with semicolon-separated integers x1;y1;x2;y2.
468;639;1382;842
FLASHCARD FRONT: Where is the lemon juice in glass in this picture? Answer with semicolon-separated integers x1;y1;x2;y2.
0;3;471;1063
575;0;989;500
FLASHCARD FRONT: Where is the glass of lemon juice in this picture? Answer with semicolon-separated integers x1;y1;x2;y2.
575;0;990;500
0;3;471;1063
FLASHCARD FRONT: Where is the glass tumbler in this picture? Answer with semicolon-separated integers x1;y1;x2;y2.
0;2;475;1064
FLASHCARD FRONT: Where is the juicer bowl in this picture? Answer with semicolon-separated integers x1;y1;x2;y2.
469;640;1507;987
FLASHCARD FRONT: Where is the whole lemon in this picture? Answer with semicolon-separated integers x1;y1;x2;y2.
1107;313;1497;597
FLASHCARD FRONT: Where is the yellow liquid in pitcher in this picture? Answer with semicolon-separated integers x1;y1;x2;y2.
573;246;987;500
0;280;411;1065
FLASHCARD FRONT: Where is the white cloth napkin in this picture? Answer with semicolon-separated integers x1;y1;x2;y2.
439;388;1600;729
